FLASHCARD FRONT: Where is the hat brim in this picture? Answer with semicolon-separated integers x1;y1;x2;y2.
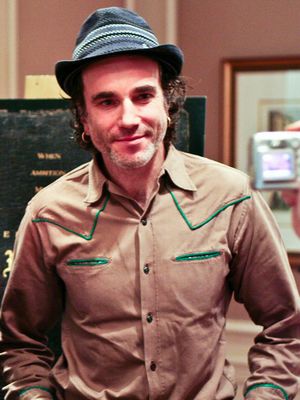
55;44;183;96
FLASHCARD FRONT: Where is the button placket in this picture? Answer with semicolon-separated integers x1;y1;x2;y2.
138;215;161;396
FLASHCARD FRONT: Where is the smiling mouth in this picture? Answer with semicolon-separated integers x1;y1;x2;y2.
116;134;146;142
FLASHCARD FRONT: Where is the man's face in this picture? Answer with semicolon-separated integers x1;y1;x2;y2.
81;55;168;170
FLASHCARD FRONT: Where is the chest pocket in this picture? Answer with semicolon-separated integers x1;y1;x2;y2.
66;257;111;267
174;250;222;262
160;249;229;314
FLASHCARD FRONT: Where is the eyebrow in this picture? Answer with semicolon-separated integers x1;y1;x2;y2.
91;91;115;103
91;85;157;103
133;85;157;94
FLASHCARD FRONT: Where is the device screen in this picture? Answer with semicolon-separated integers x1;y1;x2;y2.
261;150;295;181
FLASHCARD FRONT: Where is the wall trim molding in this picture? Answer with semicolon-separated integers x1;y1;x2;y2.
0;0;18;98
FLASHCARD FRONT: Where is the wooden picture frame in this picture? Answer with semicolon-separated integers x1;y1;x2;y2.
222;57;300;268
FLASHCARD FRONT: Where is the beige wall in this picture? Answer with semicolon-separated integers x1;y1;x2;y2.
0;0;18;97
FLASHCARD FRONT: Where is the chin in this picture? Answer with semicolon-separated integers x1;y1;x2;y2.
111;147;157;169
114;157;152;169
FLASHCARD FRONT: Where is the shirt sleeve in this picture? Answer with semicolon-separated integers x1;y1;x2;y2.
0;205;63;399
229;189;300;400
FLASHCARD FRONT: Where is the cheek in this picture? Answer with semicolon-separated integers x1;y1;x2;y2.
159;110;169;133
83;119;107;149
89;129;108;149
159;117;168;136
146;103;168;129
84;114;108;139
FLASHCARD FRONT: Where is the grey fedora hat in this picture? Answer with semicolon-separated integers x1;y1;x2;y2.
55;7;184;96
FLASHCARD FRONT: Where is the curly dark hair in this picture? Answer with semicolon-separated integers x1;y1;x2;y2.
68;62;186;153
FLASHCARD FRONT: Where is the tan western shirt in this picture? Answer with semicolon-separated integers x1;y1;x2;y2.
1;146;300;400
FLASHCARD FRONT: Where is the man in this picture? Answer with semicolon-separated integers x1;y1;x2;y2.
1;6;300;400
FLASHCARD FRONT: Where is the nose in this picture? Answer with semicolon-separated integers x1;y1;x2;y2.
119;99;140;128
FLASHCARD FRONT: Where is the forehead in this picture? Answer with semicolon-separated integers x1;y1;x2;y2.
81;55;162;91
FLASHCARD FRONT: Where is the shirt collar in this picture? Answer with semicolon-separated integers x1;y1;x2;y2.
162;145;197;192
84;157;107;204
84;145;197;204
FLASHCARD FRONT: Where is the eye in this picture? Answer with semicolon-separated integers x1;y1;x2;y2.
98;99;117;107
135;92;154;103
92;96;119;108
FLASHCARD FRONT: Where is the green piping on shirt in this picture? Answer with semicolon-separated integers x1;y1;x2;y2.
32;192;110;241
244;383;288;400
67;257;110;266
168;189;251;231
175;250;221;262
19;386;54;398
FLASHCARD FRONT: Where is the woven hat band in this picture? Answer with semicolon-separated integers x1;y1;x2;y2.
73;24;159;60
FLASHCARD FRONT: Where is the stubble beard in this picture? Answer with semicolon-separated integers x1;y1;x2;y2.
109;140;160;169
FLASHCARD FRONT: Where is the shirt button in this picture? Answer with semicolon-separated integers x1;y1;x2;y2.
141;218;147;226
146;312;153;323
150;361;157;371
143;264;150;274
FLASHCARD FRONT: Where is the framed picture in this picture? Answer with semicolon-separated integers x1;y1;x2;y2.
222;57;300;268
